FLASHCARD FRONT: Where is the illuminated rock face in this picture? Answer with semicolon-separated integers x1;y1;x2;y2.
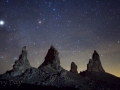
10;46;31;76
87;50;105;72
70;62;78;74
38;45;62;71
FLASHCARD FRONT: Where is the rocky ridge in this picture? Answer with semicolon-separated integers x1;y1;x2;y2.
0;46;85;89
0;46;120;90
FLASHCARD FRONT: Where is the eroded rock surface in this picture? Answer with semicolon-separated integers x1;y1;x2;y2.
87;50;105;72
0;47;120;90
2;46;31;77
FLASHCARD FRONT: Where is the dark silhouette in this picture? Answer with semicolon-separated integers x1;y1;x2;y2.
70;62;78;74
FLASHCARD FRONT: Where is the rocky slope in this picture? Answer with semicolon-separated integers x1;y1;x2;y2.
0;46;120;90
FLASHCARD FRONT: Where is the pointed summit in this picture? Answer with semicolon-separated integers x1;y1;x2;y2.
18;46;27;62
70;62;78;74
38;45;62;71
50;45;54;48
6;46;31;76
92;50;99;60
87;50;105;72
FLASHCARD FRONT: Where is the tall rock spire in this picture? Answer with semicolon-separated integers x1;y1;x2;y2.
8;46;31;76
38;45;61;70
87;50;105;72
70;62;78;74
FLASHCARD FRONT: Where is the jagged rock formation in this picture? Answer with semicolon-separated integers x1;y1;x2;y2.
87;50;105;72
3;46;31;76
0;47;120;90
38;45;62;71
0;46;82;88
79;50;120;90
70;62;78;74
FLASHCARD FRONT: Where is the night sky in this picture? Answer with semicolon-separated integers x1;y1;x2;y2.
0;0;120;77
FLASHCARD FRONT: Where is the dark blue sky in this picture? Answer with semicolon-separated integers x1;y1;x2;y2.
0;0;120;77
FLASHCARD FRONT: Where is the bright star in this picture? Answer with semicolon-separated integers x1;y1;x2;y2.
0;21;4;25
39;21;42;24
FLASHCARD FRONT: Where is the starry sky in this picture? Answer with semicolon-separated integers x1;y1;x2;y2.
0;0;120;77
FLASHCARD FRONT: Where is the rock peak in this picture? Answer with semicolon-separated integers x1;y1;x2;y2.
87;50;105;72
92;50;99;60
23;46;26;49
22;46;26;51
94;50;97;53
19;46;27;58
50;45;55;49
70;62;78;74
39;46;61;71
5;46;31;76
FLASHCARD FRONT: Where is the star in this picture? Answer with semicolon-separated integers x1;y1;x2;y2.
53;8;56;11
0;20;4;25
38;21;42;24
